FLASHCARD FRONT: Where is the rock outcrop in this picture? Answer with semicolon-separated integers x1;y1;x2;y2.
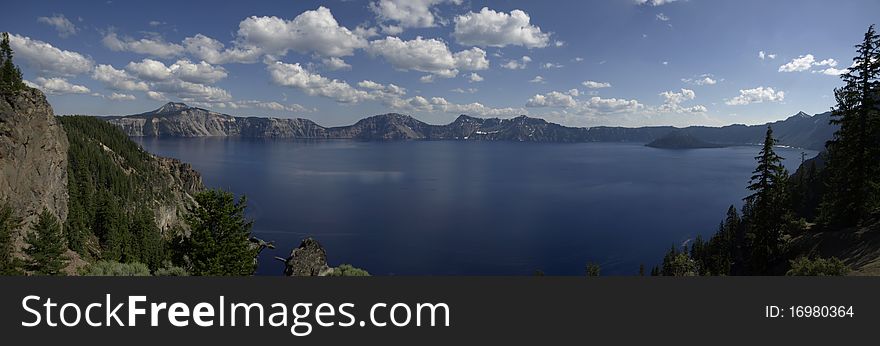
0;89;68;248
282;237;332;276
105;102;837;150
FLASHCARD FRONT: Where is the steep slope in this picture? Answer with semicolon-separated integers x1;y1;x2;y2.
1;89;205;272
105;102;837;149
0;88;68;249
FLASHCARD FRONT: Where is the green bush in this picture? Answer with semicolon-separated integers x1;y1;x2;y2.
327;264;370;276
83;260;151;276
786;257;848;276
154;265;189;276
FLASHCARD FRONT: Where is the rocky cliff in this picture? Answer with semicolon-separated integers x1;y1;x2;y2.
105;102;837;150
0;89;68;249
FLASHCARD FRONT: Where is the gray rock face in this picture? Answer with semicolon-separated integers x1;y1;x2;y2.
282;237;331;276
104;102;837;150
0;89;69;248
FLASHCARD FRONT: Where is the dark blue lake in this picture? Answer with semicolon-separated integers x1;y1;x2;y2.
135;138;814;275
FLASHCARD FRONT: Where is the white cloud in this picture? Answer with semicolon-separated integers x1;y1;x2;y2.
656;13;670;21
582;80;611;89
151;80;232;102
725;86;785;105
778;54;840;74
197;100;313;113
369;0;462;30
92;64;149;91
554;40;565;47
526;91;577;108
366;36;487;77
814;67;848;75
435;101;526;117
681;74;718;86
468;72;484;82
529;75;545;83
636;0;679;6
501;56;531;70
419;75;436;83
9;34;93;76
758;51;776;60
146;91;168;101
108;92;136;101
541;62;563;69
27;77;90;95
453;7;550;48
125;58;228;84
656;89;706;113
578;96;644;114
267;61;370;103
37;14;78;38
182;34;261;64
102;32;184;58
322;57;352;71
235;6;367;58
451;87;478;94
170;60;228;84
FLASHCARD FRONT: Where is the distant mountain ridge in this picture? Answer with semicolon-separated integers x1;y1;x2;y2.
104;103;836;150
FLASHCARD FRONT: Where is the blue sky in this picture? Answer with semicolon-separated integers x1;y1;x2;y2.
3;0;877;127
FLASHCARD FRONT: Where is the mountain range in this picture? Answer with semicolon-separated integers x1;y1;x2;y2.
104;103;837;150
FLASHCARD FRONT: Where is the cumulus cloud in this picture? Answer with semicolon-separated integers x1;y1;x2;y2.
453;7;550;48
125;58;228;84
725;86;785;106
578;96;644;115
501;56;531;70
146;91;168;101
236;6;367;58
370;0;462;30
778;54;838;73
451;87;478;94
468;73;484;82
366;36;488;77
267;61;370;103
322;57;352;71
192;100;313;113
182;34;262;64
108;92;136;101
529;75;545;83
150;79;232;102
9;34;93;76
656;13;670;21
92;64;149;91
102;32;184;58
541;62;563;69
26;77;90;95
582;80;611;89
657;89;706;113
526;90;578;108
37;14;78;38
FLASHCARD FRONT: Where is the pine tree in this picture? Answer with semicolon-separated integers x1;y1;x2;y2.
0;204;24;275
585;262;601;277
744;126;792;274
24;209;68;275
180;190;257;276
820;24;880;227
0;32;25;91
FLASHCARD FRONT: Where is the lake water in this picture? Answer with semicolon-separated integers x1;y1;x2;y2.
135;138;815;275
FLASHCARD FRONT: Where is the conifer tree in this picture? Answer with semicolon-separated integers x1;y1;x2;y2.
0;32;25;91
744;126;792;274
180;190;257;276
24;209;68;275
820;24;880;227
0;204;24;275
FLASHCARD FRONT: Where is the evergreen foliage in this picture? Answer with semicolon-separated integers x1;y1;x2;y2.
0;32;27;92
820;24;880;227
0;204;24;275
178;189;257;276
24;209;68;275
585;262;601;277
59;116;175;269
